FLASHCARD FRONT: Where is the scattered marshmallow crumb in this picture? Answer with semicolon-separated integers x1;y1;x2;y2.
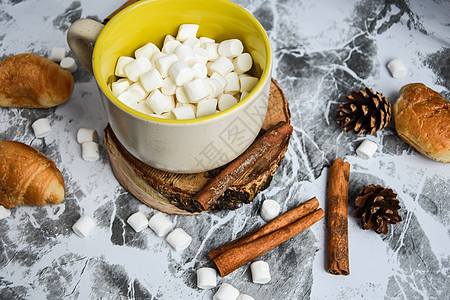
60;57;78;73
356;139;378;160
166;228;192;251
196;267;217;289
32;118;51;138
213;283;240;300
49;46;66;63
0;205;11;220
72;215;96;238
260;199;280;222
250;260;271;284
387;58;407;78
81;141;100;162
127;212;149;232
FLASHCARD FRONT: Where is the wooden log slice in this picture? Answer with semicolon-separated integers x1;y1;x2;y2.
104;79;291;214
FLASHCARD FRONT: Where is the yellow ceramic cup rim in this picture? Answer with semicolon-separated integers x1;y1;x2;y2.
93;0;272;124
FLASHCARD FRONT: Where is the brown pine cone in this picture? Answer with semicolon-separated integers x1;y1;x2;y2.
337;87;392;135
353;184;402;234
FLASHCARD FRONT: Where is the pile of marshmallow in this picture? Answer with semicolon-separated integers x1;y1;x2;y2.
110;24;258;120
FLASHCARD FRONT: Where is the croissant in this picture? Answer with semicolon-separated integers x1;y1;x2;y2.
0;53;74;108
0;141;65;208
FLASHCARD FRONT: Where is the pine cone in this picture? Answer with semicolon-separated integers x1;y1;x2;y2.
337;87;392;135
353;185;402;234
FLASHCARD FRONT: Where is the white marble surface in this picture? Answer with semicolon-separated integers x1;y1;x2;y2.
0;0;449;299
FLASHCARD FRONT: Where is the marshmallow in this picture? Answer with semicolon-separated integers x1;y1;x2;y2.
48;46;66;62
127;81;148;102
175;86;190;103
184;78;209;102
387;58;407;78
204;43;220;61
171;105;196;120
169;61;194;86
196;98;218;118
72;215;96;238
237;294;255;300
184;38;201;49
218;94;237;111
206;78;224;98
218;39;244;58
124;56;152;82
192;62;207;78
135;42;160;60
127;211;148;233
240;91;250;101
148;212;173;236
239;75;258;93
134;101;155;115
193;47;209;65
233;53;253;74
224;72;240;95
118;91;138;108
81;141;100;161
115;56;134;77
210;72;227;89
151;51;166;66
176;24;199;42
164;34;176;43
0;205;11;220
166;228;192;251
356;139;378;159
200;36;215;46
260;199;280;222
32;118;51;138
60;57;77;73
196;267;217;289
146;89;175;114
77;128;98;144
140;68;164;92
155;53;178;78
111;78;131;96
162;40;181;54
250;260;271;284
210;56;234;77
176;102;197;114
213;283;240;300
175;44;196;65
162;77;177;95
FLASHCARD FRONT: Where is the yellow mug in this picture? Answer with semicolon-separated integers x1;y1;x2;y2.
67;0;272;173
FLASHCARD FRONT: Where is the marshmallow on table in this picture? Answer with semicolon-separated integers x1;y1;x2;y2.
196;267;217;289
162;77;177;95
155;53;178;78
250;260;271;284
387;58;407;78
127;211;148;233
356;139;378;159
260;199;280;222
81;141;100;161
213;283;240;300
0;205;11;220
32;118;51;138
218;94;237;111
145;89;175;114
239;75;258;93
60;57;77;73
175;44;196;66
135;42;160;60
169;61;194;86
237;294;255;300
184;78;210;102
115;56;134;77
210;56;234;77
124;56;153;82
111;78;131;96
49;46;66;62
176;24;199;42
166;228;192;251
218;39;244;58
171;105;196;120
196;98;218;118
72;215;95;238
148;212;173;236
127;81;148;102
233;53;253;74
77;128;98;144
140;68;164;93
224;72;240;95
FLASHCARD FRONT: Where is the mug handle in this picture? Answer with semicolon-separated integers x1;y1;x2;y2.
67;18;104;74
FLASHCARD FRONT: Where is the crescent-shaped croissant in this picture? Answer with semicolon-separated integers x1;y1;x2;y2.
0;53;74;108
0;141;65;208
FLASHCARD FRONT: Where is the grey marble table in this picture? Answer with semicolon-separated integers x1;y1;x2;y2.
0;0;449;299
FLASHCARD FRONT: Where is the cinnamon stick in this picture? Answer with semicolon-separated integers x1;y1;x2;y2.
326;158;350;275
209;197;319;260
193;121;293;211
211;208;324;277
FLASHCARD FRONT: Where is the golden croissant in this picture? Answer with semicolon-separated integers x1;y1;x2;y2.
0;141;65;208
0;53;74;108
